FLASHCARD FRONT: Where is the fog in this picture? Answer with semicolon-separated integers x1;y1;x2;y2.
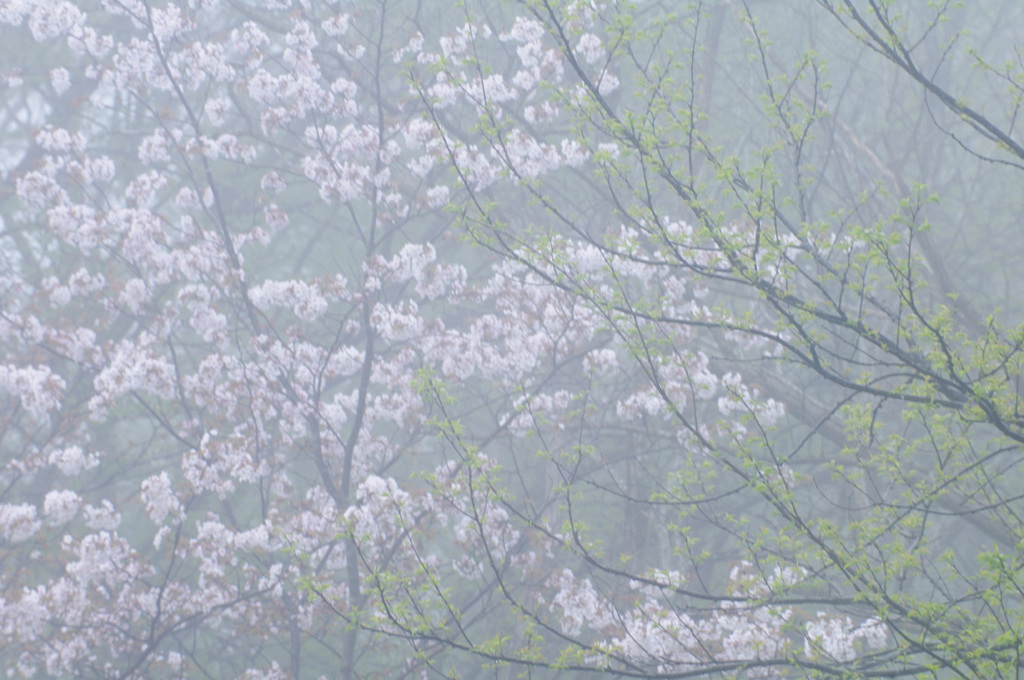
1;1;1022;678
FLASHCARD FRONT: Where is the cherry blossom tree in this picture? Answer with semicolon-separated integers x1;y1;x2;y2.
1;1;1022;678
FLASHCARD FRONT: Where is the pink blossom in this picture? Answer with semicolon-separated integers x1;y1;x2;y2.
48;445;100;476
141;472;183;524
43;490;82;525
0;504;41;542
0;364;65;418
575;33;605;64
